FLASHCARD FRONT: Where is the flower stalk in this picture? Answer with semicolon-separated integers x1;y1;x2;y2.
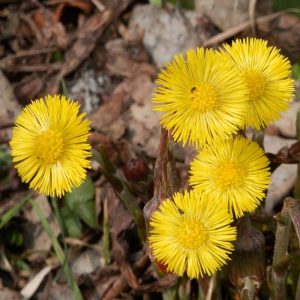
143;128;178;223
240;277;259;300
228;215;264;295
271;198;292;300
92;146;146;243
294;109;300;198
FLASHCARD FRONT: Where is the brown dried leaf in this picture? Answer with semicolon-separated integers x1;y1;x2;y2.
23;195;60;262
258;14;300;62
31;9;69;49
89;87;126;140
14;76;44;103
105;39;154;78
0;71;21;128
0;288;20;300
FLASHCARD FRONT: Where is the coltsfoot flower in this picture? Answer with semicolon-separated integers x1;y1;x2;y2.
221;38;294;129
149;190;237;279
10;95;91;197
153;47;249;148
190;137;271;217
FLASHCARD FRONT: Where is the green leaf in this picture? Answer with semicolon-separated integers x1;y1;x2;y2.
273;0;300;18
273;0;300;10
64;177;98;230
168;0;194;10
0;197;29;230
0;148;12;181
76;201;98;229
61;207;83;238
149;0;162;6
15;260;31;272
292;63;300;81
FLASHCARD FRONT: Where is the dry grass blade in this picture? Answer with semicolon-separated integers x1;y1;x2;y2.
20;266;52;299
248;0;257;35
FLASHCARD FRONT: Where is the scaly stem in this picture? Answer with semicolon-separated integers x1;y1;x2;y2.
271;198;292;300
296;273;300;300
294;110;300;198
30;198;83;300
92;147;146;243
284;197;300;246
241;277;258;300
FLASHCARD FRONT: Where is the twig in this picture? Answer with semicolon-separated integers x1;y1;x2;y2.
20;14;44;44
0;48;57;61
0;63;62;73
91;0;105;12
64;237;102;252
248;0;257;35
206;275;217;300
204;11;284;47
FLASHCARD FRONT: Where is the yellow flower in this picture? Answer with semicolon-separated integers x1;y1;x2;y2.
221;38;294;129
10;95;91;197
153;48;249;148
189;137;271;217
149;190;236;279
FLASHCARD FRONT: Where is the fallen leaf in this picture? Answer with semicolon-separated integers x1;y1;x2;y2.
0;71;21;128
23;195;60;262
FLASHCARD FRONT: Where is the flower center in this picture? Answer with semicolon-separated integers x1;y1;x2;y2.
36;129;64;164
243;70;266;101
189;83;217;112
214;160;244;190
177;219;207;250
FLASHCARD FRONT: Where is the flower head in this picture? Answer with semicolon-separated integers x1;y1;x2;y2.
221;38;294;129
189;137;270;217
149;190;236;279
10;95;91;197
153;48;249;148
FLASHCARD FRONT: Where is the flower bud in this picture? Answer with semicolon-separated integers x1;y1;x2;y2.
123;158;149;182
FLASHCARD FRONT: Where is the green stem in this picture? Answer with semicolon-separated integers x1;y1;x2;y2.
30;198;83;300
51;196;68;281
102;198;110;265
296;273;300;300
61;79;68;97
92;147;146;243
0;195;30;229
